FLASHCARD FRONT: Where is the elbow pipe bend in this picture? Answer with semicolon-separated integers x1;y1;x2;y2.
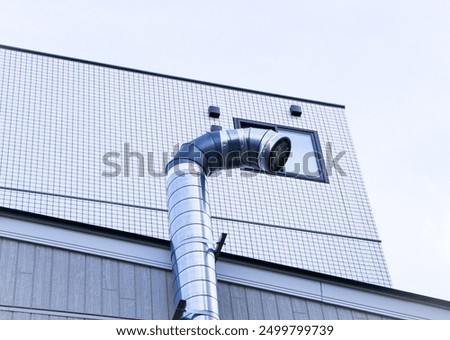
165;128;291;320
165;128;291;175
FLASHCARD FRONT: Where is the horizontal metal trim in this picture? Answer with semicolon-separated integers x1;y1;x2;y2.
0;213;172;271
0;44;345;109
0;304;128;320
0;187;380;243
212;215;382;243
0;186;165;213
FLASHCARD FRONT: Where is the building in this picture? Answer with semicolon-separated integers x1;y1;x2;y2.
0;44;449;319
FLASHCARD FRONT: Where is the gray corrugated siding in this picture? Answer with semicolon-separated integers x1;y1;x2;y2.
0;237;394;320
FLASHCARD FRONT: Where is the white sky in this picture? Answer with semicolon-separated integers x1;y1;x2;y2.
1;0;449;301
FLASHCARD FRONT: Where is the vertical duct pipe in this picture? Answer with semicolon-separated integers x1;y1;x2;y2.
166;128;291;320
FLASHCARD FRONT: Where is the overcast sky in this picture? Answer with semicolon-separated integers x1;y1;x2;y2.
1;0;449;301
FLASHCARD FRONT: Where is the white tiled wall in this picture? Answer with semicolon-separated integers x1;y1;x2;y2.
0;47;391;286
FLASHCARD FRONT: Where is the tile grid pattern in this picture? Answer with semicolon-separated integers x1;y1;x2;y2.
0;47;391;286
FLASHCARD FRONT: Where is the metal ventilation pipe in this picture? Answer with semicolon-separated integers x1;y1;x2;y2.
166;128;291;320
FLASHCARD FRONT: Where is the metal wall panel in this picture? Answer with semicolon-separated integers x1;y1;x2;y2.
0;237;394;320
68;253;86;312
0;239;18;305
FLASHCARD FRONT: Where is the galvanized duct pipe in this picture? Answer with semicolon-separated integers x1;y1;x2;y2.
166;128;291;320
